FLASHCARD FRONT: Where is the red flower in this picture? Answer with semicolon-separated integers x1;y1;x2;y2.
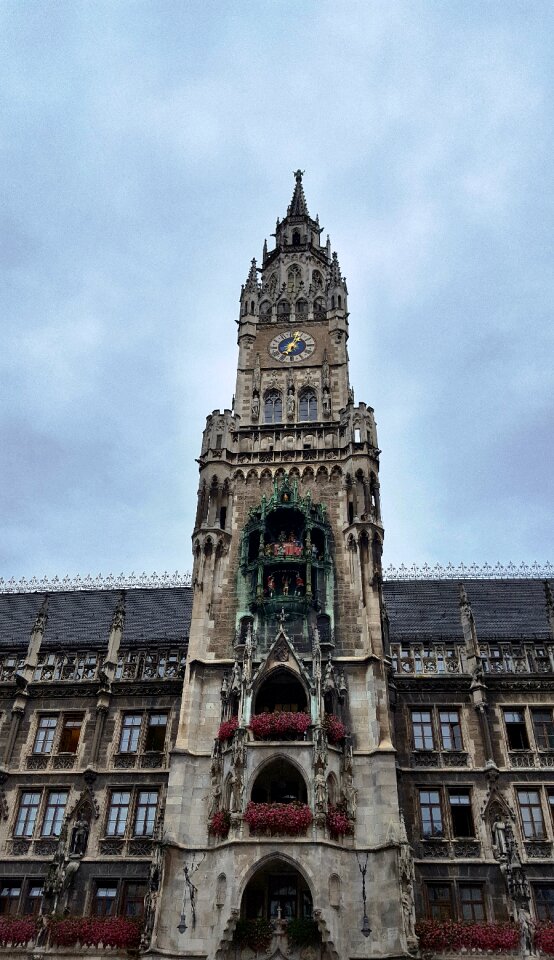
209;810;231;838
324;714;346;744
415;920;520;953
250;712;311;740
244;801;313;836
326;804;354;839
0;917;36;946
536;922;554;955
50;916;141;948
217;716;238;741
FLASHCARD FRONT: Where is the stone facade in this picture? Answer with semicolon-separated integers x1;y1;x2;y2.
0;174;551;959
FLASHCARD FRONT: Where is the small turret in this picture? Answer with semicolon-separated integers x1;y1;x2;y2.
328;251;348;314
239;258;260;319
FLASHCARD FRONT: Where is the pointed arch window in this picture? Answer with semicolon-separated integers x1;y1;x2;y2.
299;389;317;422
260;301;271;322
287;265;301;295
295;299;308;317
264;390;282;424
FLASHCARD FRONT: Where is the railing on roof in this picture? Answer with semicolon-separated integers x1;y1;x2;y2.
390;643;467;675
34;652;99;682
383;561;553;580
115;647;187;681
0;571;192;593
480;642;554;674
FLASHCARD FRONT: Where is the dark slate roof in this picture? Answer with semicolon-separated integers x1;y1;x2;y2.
0;587;193;651
383;579;553;642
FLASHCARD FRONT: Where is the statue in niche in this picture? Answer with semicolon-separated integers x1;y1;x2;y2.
69;818;89;857
251;393;260;420
322;389;331;418
230;768;244;813
286;392;295;420
342;773;357;821
230;661;242;698
314;770;327;813
208;773;222;820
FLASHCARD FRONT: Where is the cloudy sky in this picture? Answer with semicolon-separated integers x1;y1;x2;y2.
1;0;552;582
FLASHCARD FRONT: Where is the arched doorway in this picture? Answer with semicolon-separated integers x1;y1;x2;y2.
242;859;313;920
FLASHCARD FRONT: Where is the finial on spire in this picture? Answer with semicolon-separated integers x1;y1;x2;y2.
288;169;309;217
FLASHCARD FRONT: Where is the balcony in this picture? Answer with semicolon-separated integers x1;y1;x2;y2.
391;643;467;675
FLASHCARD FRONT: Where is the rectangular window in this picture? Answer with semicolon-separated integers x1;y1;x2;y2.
93;882;118;917
106;790;131;837
15;792;41;838
449;790;475;837
412;711;434;750
122;881;147;918
518;789;546;839
426;883;453;920
25;884;43;916
41;790;68;837
144;715;167;752
460;885;485;920
420;789;443;838
33;716;57;755
58;715;83;753
440;710;463;750
504;710;529;750
134;790;159;837
535;885;554;921
0;883;21;916
532;710;554;751
119;715;142;754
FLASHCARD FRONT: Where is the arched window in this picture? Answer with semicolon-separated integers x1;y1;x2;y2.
312;270;323;288
287;265;301;295
264;390;282;424
259;301;271;322
314;297;326;319
299;389;317;422
277;300;290;319
242;861;313;921
292;230;301;246
295;299;308;317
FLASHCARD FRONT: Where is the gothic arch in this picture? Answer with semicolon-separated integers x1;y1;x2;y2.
301;466;315;482
252;665;309;714
233;469;246;482
316;465;329;481
259;300;272;321
247;753;309;802
288;467;300;478
237;851;315;902
260;468;272;482
246;468;259;483
326;772;339;806
330;465;343;479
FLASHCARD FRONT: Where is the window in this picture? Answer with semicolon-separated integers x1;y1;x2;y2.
122;881;146;918
15;792;40;838
439;710;463;750
0;883;21;916
535;885;554;921
264;390;282;424
426;884;453;920
504;710;529;750
420;789;443;838
459;885;485;920
299;389;317;422
119;715;142;754
532;710;554;750
144;715;167;752
134;790;159;837
448;790;475;837
93;882;118;917
106;791;131;837
41;790;68;837
412;711;434;750
58;716;83;753
518;789;545;839
33;716;57;754
25;884;43;916
549;790;554;825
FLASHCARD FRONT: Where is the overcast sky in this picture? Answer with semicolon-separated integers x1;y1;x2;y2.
1;0;552;582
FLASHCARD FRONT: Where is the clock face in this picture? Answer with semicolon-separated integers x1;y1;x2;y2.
269;330;316;363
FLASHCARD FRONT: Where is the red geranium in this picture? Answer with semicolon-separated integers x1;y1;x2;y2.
324;714;346;744
326;804;354;839
416;919;520;953
217;716;238;741
536;922;554;955
250;711;311;740
50;916;141;949
244;801;313;836
0;916;36;946
209;810;231;838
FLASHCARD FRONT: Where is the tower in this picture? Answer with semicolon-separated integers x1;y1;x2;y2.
152;173;412;959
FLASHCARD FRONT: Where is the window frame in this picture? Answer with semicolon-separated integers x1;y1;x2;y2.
425;882;454;920
448;788;475;838
532;709;554;751
459;884;486;921
32;715;57;755
0;881;22;916
419;788;444;838
503;709;530;751
118;714;142;755
121;880;147;919
92;880;119;917
534;884;554;921
14;791;41;839
41;789;68;838
439;709;463;751
133;789;159;838
57;714;84;754
411;710;435;751
517;788;546;840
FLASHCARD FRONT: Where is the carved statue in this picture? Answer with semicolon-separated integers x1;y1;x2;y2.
314;770;327;812
69;818;89;857
322;389;331;417
342;773;357;821
251;394;260;420
230;661;242;698
286;392;295;420
208;775;222;820
220;672;229;700
230;769;244;813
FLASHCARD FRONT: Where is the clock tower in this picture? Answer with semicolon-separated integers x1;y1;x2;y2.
152;173;413;960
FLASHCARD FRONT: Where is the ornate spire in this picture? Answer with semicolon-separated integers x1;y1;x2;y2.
330;251;342;284
244;258;258;292
287;169;309;217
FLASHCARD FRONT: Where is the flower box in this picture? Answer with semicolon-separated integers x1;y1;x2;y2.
209;810;231;838
0;917;36;947
234;918;274;952
416;920;520;953
244;801;313;836
217;716;238;741
50;916;142;949
324;714;346;744
536;922;554;955
326;803;354;839
250;711;311;740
